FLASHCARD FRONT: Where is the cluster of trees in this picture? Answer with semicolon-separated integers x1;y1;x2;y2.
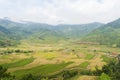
20;74;47;80
0;39;19;48
92;57;120;80
0;40;12;47
62;70;78;79
21;70;78;80
0;49;34;55
48;69;78;80
0;66;15;80
77;56;120;80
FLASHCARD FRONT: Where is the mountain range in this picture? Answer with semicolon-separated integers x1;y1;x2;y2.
0;18;120;47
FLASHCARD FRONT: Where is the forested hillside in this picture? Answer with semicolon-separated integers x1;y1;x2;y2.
0;25;18;47
0;18;103;45
82;18;120;47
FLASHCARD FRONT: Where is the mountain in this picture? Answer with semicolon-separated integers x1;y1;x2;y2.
82;18;120;47
0;25;18;47
21;22;103;43
54;22;103;39
27;29;67;44
0;18;104;45
0;18;24;29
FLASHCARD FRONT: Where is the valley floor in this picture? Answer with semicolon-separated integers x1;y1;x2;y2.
0;42;119;80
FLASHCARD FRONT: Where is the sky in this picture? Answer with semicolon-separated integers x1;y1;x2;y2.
0;0;120;24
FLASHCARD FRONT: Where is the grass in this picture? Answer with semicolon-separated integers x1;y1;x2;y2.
1;57;35;68
101;55;114;63
79;61;90;68
1;55;9;59
42;52;57;59
13;62;74;78
85;54;95;60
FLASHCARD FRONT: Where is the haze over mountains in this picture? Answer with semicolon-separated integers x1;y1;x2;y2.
0;18;120;47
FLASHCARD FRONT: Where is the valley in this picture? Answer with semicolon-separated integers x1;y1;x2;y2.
0;18;120;80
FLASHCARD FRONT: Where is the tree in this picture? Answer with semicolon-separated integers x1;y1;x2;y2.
0;66;14;79
99;73;111;80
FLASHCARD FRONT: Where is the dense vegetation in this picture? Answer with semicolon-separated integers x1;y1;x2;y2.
0;18;103;46
0;25;18;47
1;57;34;68
0;66;15;80
93;56;120;80
83;18;120;47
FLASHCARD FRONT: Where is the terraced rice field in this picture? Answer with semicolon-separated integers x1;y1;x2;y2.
0;43;118;79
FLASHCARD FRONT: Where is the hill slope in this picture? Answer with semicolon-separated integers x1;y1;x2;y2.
54;22;103;38
0;25;18;47
0;18;103;45
83;18;120;47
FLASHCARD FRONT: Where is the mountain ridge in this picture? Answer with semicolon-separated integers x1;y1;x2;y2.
2;18;120;47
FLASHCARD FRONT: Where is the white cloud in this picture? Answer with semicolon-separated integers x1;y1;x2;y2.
0;0;120;24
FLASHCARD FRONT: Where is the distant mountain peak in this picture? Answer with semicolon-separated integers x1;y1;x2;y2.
0;17;12;23
3;17;11;20
91;22;104;24
105;18;120;28
107;18;120;24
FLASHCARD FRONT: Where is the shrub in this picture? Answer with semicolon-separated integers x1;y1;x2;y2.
99;73;111;80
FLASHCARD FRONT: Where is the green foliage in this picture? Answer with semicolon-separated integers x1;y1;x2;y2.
0;66;14;79
93;58;120;80
14;49;33;53
99;73;111;80
83;18;120;48
0;49;33;55
1;57;34;68
85;54;95;60
101;55;114;63
79;69;92;75
14;62;74;78
20;74;42;80
93;66;102;76
0;25;19;47
20;68;78;80
62;70;78;80
79;61;90;68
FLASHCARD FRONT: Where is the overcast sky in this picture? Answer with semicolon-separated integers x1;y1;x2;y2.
0;0;120;24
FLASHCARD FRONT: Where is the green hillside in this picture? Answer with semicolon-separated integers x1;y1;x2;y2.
27;29;67;44
0;25;18;47
82;18;120;47
0;19;103;45
54;22;103;38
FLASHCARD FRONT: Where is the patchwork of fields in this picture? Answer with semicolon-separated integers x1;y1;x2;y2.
0;42;119;80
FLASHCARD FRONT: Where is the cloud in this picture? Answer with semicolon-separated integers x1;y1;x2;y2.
0;0;120;24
